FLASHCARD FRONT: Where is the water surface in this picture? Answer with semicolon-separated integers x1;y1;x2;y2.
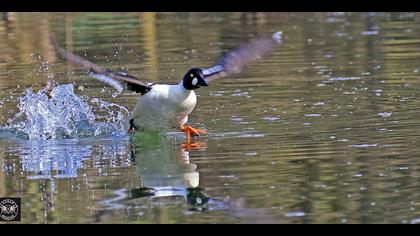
1;12;420;224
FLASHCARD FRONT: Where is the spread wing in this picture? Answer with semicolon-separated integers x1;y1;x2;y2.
50;34;152;95
202;31;283;83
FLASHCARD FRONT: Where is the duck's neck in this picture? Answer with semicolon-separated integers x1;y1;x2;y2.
179;81;192;92
176;81;193;96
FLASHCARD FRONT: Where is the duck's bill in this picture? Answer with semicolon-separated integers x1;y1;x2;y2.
197;77;209;87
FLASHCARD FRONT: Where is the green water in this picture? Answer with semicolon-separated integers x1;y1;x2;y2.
1;12;420;224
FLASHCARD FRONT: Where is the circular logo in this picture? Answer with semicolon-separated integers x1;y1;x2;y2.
0;199;19;221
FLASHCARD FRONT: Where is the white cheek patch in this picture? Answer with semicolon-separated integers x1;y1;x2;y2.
192;77;198;86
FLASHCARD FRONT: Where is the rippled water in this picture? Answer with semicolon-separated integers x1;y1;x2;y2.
1;12;420;224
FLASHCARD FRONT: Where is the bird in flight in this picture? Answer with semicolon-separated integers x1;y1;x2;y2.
50;31;282;141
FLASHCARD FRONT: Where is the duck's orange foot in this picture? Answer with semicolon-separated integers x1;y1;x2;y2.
181;125;208;140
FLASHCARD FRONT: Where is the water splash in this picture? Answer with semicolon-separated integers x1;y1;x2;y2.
3;83;129;140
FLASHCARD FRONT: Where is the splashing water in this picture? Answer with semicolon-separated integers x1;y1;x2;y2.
4;83;129;140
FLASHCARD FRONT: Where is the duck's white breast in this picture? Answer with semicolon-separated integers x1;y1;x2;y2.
131;84;197;130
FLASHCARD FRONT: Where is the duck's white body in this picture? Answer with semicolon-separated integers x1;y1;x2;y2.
131;82;197;131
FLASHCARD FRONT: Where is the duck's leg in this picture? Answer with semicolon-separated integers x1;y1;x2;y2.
180;125;208;141
128;127;135;134
180;116;207;141
128;119;136;134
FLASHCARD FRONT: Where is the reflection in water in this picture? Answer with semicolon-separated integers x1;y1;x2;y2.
19;140;89;180
134;134;201;194
98;133;211;216
132;134;210;208
0;133;133;181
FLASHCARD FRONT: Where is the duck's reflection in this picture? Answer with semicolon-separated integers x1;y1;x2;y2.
93;133;213;223
127;133;209;208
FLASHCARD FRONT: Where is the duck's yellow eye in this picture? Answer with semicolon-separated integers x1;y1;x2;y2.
190;73;194;77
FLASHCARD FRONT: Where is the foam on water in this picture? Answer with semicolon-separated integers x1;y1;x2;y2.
3;83;129;140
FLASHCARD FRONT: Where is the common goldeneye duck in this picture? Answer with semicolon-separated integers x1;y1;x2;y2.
50;31;282;141
129;67;209;139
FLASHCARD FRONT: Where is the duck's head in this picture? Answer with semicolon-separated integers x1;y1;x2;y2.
182;68;209;90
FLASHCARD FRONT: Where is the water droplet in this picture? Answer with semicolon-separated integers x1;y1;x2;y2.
305;114;321;117
245;151;258;156
261;116;280;122
285;211;306;217
329;77;360;81
349;144;378;148
361;30;379;35
378;112;392;118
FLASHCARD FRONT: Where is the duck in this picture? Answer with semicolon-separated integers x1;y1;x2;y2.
50;31;282;141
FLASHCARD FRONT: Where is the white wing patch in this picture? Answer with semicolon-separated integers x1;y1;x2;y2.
192;77;198;86
89;72;124;96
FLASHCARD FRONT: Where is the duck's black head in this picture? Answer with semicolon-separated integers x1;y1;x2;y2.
182;68;209;90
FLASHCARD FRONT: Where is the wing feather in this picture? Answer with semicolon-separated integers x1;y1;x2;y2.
203;31;283;83
50;34;152;94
